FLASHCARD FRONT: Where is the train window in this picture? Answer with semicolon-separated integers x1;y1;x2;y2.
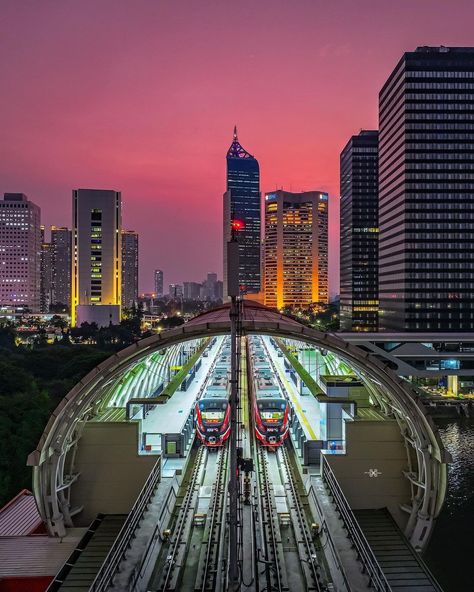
199;400;228;411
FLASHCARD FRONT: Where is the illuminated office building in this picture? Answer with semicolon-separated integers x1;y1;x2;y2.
51;226;71;307
0;193;41;311
121;230;139;309
340;130;379;331
264;190;328;309
379;47;474;331
72;189;121;326
223;127;261;298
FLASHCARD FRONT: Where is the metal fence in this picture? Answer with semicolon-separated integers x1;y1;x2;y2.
321;455;392;592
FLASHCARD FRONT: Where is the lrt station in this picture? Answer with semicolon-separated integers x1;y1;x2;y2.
0;250;453;592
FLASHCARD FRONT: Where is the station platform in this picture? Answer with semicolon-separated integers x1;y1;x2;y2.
139;336;224;455
262;336;321;442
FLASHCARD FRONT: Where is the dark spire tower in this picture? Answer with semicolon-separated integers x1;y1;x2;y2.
223;127;261;299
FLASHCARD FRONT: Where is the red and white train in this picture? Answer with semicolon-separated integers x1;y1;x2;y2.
195;338;231;447
248;337;290;447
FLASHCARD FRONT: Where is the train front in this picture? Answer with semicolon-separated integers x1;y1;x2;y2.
196;397;230;447
254;396;289;446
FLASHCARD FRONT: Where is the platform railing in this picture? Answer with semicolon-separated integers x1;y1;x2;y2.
321;455;392;592
89;457;162;592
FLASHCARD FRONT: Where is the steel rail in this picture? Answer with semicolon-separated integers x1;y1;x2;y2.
279;446;323;592
158;445;207;591
256;445;287;592
195;444;229;592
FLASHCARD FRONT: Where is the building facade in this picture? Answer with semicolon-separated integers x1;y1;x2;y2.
183;281;201;300
154;269;163;297
0;193;41;312
71;189;122;326
264;190;328;309
340;130;379;331
223;127;261;298
40;229;53;313
121;230;139;309
51;226;71;308
379;47;474;331
168;283;183;299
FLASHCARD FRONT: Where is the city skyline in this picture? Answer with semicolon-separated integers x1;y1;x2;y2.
3;2;474;293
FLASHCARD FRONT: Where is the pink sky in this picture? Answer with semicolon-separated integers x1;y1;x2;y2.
1;0;473;294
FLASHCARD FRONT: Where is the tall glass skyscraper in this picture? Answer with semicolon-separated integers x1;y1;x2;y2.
340;130;379;331
379;47;474;331
223;127;261;298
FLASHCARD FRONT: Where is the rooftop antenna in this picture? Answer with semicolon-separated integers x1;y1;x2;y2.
233;125;238;141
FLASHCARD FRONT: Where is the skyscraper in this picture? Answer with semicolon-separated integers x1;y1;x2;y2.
379;47;474;331
223;127;261;298
340;130;379;331
0;193;41;312
154;269;163;297
51;226;71;308
264;190;328;309
72;189;122;326
168;283;183;299
121;230;139;309
40;229;53;313
183;281;201;300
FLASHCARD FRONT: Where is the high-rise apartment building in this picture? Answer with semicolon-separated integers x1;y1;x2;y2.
72;189;121;326
154;269;163;297
264;190;328;309
340;130;379;331
168;283;183;299
40;229;53;313
121;230;139;309
183;281;201;300
0;193;41;311
223;127;261;298
51;226;71;307
379;47;474;331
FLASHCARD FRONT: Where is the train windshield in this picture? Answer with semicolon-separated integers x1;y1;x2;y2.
258;398;287;422
199;399;228;423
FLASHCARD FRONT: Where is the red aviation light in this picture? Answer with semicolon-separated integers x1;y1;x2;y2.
231;219;245;231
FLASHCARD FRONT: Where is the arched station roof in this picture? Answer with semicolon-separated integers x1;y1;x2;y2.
29;301;449;548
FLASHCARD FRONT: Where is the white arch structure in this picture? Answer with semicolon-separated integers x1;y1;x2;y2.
28;302;449;548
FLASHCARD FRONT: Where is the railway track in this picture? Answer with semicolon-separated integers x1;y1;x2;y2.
254;444;289;592
248;337;327;592
278;446;324;591
157;445;207;591
195;445;229;592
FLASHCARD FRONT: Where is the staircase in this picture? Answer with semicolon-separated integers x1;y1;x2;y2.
48;514;127;591
354;509;443;592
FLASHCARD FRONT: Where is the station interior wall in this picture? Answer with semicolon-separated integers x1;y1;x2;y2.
70;422;157;526
325;419;411;530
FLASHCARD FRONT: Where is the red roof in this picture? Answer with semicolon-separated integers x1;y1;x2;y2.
0;490;43;536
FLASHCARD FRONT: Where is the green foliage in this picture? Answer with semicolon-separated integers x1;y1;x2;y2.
0;343;109;506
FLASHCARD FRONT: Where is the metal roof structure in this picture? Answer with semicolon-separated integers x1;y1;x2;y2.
0;489;42;536
28;301;449;550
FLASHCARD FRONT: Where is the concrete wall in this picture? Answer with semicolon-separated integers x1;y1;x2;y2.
325;419;411;530
70;422;157;526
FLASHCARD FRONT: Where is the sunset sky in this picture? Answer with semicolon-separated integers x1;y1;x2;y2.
1;0;473;294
